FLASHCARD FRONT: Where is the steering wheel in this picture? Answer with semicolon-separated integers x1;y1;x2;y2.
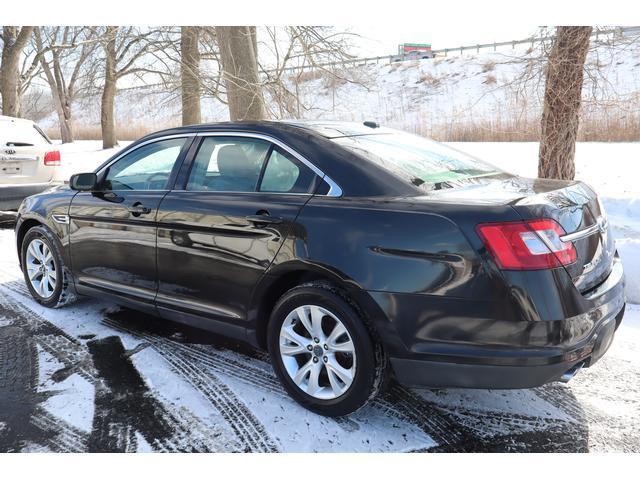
145;172;169;190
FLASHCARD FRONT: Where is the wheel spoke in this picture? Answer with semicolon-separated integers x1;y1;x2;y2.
326;357;354;385
280;342;307;356
327;322;347;345
295;306;314;337
307;362;322;396
281;325;309;353
292;359;313;387
309;306;325;339
327;365;345;396
39;276;47;296
47;271;57;284
26;265;40;280
28;242;41;262
331;339;354;353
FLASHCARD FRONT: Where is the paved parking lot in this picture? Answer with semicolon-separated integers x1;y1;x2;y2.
1;223;639;452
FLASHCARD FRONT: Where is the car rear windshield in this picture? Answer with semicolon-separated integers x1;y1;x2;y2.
0;120;51;147
333;133;502;187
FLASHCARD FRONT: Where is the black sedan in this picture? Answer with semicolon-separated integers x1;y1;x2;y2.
14;121;625;416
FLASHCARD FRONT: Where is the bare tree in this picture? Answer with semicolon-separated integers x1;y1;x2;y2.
259;26;358;119
538;26;593;179
181;26;201;125
216;26;265;121
34;27;97;143
0;26;35;117
95;26;167;149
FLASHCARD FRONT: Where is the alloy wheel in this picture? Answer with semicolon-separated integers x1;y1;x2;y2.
25;238;57;299
279;304;356;400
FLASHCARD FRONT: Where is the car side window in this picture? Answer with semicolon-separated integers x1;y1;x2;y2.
187;137;271;192
103;138;187;191
258;147;318;194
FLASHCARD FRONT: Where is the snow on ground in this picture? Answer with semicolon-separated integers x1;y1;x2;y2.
0;228;639;452
50;139;640;303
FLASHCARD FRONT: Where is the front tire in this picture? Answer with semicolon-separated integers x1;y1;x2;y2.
267;282;386;416
21;225;75;308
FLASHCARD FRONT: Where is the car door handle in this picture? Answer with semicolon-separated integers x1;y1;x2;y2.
128;203;152;216
245;214;283;225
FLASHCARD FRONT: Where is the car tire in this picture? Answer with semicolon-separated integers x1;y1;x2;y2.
267;281;387;416
21;225;76;309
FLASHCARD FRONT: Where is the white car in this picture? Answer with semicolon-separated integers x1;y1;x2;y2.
0;115;60;210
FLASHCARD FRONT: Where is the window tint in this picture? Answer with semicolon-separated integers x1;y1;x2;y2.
103;138;186;191
187;137;271;192
259;147;318;194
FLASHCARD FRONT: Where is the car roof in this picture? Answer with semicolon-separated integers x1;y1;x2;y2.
140;120;396;141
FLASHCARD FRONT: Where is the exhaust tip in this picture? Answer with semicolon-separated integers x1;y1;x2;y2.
559;362;585;383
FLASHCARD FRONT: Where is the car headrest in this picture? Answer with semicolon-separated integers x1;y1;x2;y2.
217;145;257;177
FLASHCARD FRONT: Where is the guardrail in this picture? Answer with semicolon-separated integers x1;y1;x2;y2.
265;26;640;75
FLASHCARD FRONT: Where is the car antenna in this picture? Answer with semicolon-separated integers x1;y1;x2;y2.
363;121;379;128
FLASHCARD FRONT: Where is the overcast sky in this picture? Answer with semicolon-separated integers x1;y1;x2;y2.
349;25;541;56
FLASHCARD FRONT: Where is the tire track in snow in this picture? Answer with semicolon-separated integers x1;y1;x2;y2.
0;284;237;452
102;317;279;452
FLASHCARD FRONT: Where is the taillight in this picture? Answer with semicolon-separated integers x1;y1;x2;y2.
44;150;61;166
476;219;577;270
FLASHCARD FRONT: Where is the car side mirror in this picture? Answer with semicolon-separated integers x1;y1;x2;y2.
69;172;98;191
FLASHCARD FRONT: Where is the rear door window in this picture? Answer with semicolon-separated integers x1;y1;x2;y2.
187;137;271;192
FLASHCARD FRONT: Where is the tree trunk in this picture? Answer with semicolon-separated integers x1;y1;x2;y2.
180;26;202;125
101;27;118;149
538;26;592;180
216;26;266;121
1;26;34;117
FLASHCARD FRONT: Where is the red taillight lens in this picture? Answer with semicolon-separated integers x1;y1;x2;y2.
477;219;577;270
44;150;61;166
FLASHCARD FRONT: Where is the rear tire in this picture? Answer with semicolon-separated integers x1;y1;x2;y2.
21;225;75;308
267;282;386;416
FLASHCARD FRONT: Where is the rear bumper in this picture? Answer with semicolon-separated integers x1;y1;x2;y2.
391;304;623;388
379;258;626;389
0;183;54;210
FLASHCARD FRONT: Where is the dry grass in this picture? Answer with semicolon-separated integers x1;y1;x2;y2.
483;74;497;85
419;114;640;142
416;73;442;88
45;114;640;144
481;61;496;73
45;123;176;141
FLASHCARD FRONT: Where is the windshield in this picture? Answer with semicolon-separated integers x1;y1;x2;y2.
333;133;503;187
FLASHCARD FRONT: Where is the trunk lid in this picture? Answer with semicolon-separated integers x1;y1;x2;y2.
427;175;615;293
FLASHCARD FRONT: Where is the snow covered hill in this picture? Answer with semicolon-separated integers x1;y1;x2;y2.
40;38;640;140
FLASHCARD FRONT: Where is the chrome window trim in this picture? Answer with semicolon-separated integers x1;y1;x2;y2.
194;131;343;197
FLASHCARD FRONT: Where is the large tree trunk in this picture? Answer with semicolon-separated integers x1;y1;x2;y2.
101;27;118;149
180;26;202;125
1;26;34;117
216;26;265;121
538;26;592;180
